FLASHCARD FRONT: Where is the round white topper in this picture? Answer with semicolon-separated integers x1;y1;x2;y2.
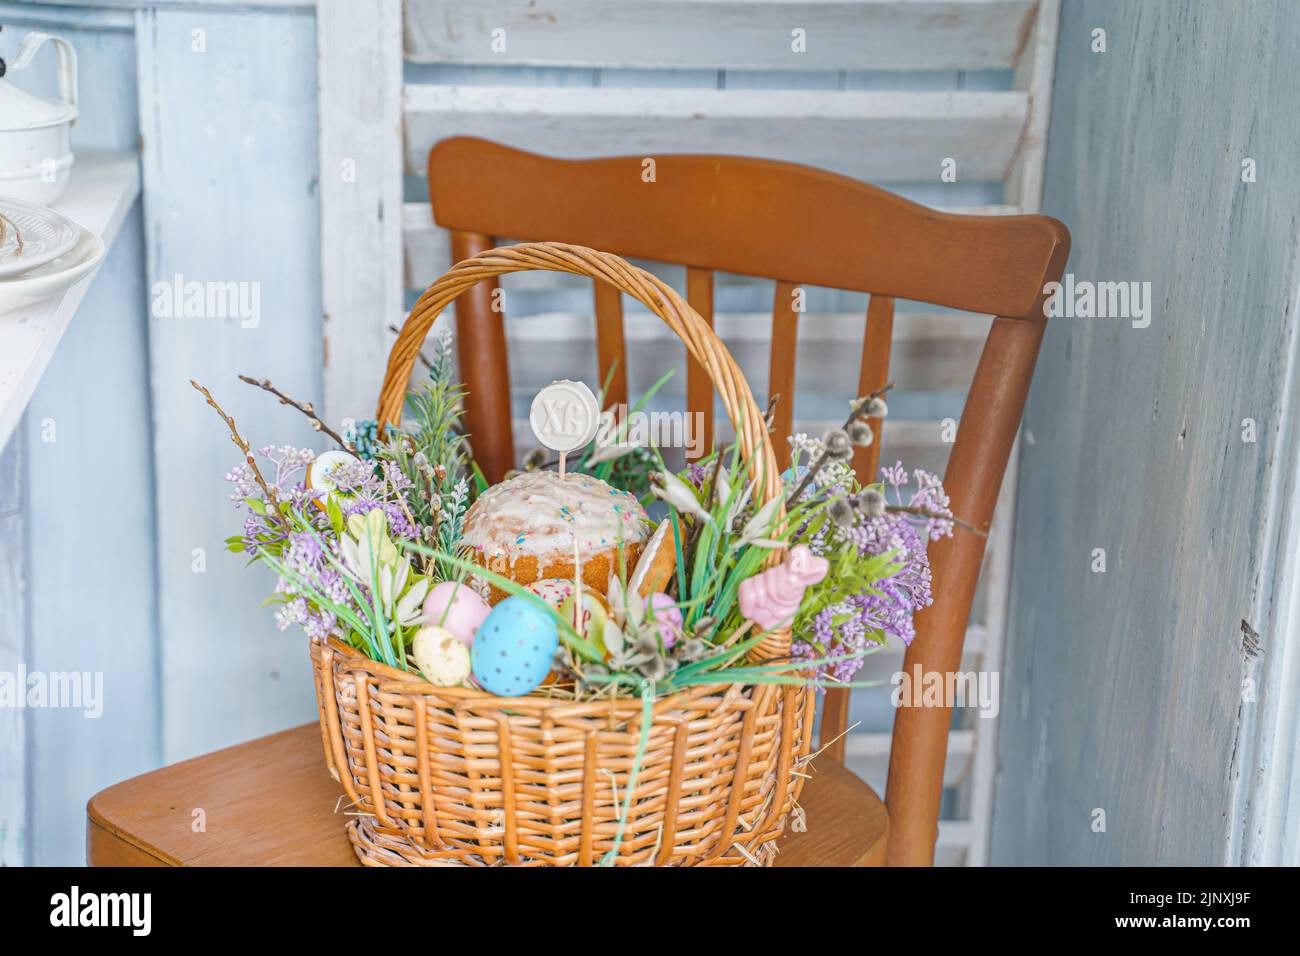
529;379;601;453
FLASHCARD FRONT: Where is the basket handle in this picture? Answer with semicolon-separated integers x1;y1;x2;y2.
377;241;789;659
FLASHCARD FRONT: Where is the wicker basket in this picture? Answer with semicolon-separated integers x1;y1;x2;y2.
310;242;814;866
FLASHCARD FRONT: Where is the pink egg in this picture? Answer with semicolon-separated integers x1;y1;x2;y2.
423;581;491;646
649;592;683;648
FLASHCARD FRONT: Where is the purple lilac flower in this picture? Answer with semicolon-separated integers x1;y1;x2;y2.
273;528;362;639
796;463;953;686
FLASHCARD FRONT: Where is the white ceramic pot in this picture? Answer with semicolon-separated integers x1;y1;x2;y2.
0;32;78;206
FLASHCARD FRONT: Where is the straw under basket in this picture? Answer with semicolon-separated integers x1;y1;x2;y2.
310;242;814;866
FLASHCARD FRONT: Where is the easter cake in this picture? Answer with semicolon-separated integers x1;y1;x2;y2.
460;470;650;603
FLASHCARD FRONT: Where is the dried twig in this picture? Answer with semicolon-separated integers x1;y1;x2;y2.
0;212;23;258
237;374;353;452
886;504;985;537
191;379;292;534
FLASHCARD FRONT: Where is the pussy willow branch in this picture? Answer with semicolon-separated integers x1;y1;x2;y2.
886;504;986;537
788;381;895;506
191;379;292;534
237;374;353;452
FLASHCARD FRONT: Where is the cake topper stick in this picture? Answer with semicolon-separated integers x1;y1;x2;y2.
530;380;601;480
573;534;583;631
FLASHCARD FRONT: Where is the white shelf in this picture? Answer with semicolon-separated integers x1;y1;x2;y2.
0;150;140;452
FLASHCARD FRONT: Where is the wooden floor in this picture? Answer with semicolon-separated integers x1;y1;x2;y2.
87;723;887;867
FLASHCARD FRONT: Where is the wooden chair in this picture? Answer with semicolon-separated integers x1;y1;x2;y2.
85;136;1067;868
428;136;1069;866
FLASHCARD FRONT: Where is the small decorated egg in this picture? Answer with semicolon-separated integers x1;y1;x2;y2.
525;578;577;612
649;591;683;648
471;595;560;696
307;449;360;497
527;578;608;641
559;591;610;650
413;625;471;687
423;581;491;646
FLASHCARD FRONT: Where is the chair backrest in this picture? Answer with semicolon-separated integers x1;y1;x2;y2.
426;136;1069;865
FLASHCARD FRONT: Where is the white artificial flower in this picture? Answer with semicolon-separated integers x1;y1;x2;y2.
395;577;429;627
651;470;714;525
738;494;785;549
586;441;639;465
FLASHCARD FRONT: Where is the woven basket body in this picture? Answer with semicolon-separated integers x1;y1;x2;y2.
312;242;813;866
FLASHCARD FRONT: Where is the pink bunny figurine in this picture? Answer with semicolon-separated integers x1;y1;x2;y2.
738;544;830;632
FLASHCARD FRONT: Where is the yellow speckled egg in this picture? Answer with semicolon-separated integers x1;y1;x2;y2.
413;624;471;687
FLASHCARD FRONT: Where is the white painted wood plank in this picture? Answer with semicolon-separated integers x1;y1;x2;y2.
1005;0;1059;209
994;0;1295;865
969;0;1058;867
491;309;989;396
7;17;158;867
844;728;975;794
936;819;972;865
404;0;1037;71
318;0;405;424
1229;255;1300;864
138;7;324;763
34;0;310;10
0;434;24;866
0;1;133;31
0;151;141;453
965;438;1018;865
1229;168;1300;869
402;201;1021;290
402;85;1029;182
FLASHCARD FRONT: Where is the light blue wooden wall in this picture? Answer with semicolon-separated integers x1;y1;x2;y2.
0;8;156;867
993;0;1300;865
137;6;324;766
2;2;1008;865
1;2;324;865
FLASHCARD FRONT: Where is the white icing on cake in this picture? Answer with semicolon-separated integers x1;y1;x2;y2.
460;471;649;562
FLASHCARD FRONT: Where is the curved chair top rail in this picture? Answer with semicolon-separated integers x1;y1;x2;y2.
429;136;1069;320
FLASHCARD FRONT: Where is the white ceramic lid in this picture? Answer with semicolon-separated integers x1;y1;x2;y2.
0;76;76;131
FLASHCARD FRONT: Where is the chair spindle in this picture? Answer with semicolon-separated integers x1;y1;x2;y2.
686;267;715;460
593;279;629;410
450;229;514;483
769;281;801;470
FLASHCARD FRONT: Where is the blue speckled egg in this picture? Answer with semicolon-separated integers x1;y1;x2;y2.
471;595;560;696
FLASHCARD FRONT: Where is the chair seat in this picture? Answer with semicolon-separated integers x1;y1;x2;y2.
773;758;889;867
87;723;887;866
